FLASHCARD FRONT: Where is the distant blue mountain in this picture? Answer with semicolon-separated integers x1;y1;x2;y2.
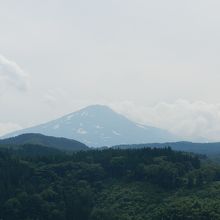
2;105;176;147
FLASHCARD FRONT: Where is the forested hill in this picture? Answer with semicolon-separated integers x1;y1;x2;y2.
0;133;89;152
1;147;220;219
113;141;220;155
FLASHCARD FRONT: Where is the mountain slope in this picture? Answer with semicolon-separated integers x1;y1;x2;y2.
2;105;176;147
0;133;89;151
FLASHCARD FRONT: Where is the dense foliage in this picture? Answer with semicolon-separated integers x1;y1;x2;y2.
114;141;220;155
0;146;220;220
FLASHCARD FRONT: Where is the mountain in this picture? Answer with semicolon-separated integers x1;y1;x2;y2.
0;143;65;157
2;105;176;147
113;141;220;155
0;133;89;151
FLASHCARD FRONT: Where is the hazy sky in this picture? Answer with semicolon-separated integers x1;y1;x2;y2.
1;0;220;141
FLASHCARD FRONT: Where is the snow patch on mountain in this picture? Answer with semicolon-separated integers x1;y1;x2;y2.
95;125;103;129
112;130;120;136
53;124;60;130
81;111;89;117
136;124;147;129
66;114;75;120
77;128;87;135
103;136;111;139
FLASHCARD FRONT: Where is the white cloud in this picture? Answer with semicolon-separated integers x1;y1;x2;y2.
0;54;30;93
0;122;22;137
110;100;220;142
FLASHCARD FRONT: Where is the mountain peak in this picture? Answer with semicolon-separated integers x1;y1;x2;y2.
63;105;115;122
2;105;176;147
79;104;114;113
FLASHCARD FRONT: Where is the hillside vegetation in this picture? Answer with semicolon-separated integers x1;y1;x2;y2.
1;146;220;219
0;133;89;152
114;142;220;155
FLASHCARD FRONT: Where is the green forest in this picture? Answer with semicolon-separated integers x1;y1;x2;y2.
1;145;220;220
